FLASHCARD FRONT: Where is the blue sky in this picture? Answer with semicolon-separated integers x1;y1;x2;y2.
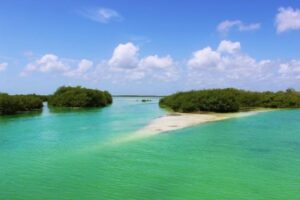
1;0;300;95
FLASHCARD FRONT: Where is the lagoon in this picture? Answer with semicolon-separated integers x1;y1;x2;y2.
1;97;300;199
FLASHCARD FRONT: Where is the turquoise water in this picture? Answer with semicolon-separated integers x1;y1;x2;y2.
1;97;300;199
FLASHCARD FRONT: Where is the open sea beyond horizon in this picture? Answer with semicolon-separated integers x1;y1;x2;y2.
1;97;300;200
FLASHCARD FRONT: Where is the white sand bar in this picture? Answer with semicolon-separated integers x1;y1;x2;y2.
140;109;272;135
140;113;222;134
112;110;270;144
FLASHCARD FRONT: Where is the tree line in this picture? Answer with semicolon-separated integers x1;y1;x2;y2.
0;86;112;115
159;88;300;113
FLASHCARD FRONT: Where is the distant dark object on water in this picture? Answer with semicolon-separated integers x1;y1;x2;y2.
141;99;152;102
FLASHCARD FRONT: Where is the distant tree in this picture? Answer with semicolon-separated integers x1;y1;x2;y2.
286;88;296;93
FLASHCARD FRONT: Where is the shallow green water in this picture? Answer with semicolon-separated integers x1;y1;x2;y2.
1;98;300;200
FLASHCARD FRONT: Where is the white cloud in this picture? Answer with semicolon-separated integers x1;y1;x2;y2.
21;43;179;83
19;41;300;90
0;62;8;72
139;55;173;69
92;42;179;82
218;20;240;32
217;40;241;54
187;40;283;87
64;59;93;78
108;42;139;70
217;20;261;34
278;60;300;79
139;55;178;82
98;8;121;23
108;43;174;71
187;47;221;69
21;54;69;76
37;54;68;72
80;7;122;24
276;7;300;33
21;54;93;79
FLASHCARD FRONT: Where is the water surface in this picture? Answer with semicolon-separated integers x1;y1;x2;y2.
1;98;300;199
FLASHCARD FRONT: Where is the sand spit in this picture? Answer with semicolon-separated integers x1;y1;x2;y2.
111;110;270;144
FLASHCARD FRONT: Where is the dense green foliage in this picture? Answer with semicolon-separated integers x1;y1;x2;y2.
48;86;112;108
159;88;300;113
0;86;112;115
34;94;50;102
0;93;43;115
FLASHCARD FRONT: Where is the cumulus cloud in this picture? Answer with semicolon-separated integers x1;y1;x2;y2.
80;7;122;23
21;54;69;76
276;7;300;33
188;47;221;69
139;55;173;69
21;54;93;79
108;42;139;70
217;20;261;34
64;59;93;78
186;40;298;88
0;62;8;72
217;40;241;54
36;54;68;73
139;55;178;81
20;41;300;90
278;60;300;79
188;41;241;70
21;43;179;83
104;42;179;82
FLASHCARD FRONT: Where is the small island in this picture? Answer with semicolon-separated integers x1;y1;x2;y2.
159;88;300;113
48;86;112;108
120;88;300;137
0;86;112;115
0;93;44;115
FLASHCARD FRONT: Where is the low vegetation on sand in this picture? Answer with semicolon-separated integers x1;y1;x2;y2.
159;88;300;113
48;86;112;108
0;93;43;115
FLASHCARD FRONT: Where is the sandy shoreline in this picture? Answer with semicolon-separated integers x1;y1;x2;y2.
112;110;271;144
137;111;261;134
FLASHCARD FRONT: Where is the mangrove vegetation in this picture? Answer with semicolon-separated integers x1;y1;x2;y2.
0;86;112;115
48;86;112;108
0;93;43;115
159;88;300;113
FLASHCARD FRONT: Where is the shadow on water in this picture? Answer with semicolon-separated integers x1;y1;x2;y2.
0;110;42;123
48;106;107;114
0;103;112;123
